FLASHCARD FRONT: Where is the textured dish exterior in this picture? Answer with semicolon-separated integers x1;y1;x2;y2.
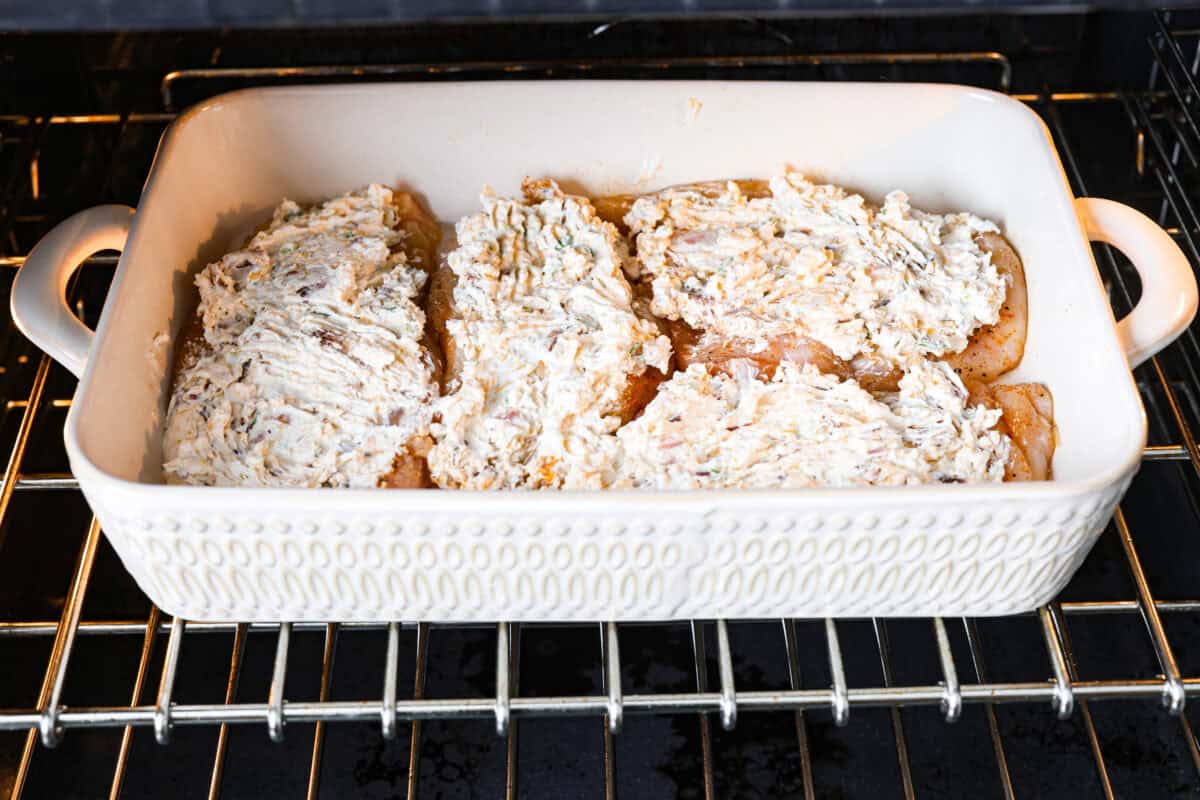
84;474;1133;621
54;81;1158;621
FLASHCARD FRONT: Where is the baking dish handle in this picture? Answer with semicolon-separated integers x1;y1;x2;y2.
10;205;134;379
1076;197;1198;369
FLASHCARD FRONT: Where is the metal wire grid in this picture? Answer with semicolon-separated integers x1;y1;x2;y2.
1;11;1200;799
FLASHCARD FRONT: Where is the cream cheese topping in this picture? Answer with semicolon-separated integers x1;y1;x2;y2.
428;179;672;490
626;173;1006;366
162;185;437;488
616;359;1009;489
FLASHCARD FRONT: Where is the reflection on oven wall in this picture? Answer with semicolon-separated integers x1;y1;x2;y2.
3;6;1200;799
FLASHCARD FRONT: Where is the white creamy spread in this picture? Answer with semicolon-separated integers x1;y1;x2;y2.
616;359;1009;489
162;185;437;488
626;173;1006;367
428;179;672;490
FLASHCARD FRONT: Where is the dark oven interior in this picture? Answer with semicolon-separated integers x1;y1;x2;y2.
4;7;1200;798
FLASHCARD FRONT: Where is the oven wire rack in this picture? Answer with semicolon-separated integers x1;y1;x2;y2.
2;10;1200;799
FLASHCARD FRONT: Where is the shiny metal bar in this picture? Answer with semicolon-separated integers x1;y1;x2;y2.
1150;296;1200;476
504;623;521;800
0;355;52;553
1039;607;1075;719
600;628;619;800
14;475;79;491
495;623;511;737
781;620;816;800
9;520;102;800
1114;508;1186;714
0;254;120;269
1179;713;1200;783
825;619;849;726
3;678;1200;732
154;617;186;745
598;623;617;800
604;622;623;734
1050;604;1115;799
963;619;1015;800
1128;93;1200;264
874;620;915;800
381;622;400;740
690;621;716;800
306;623;338;800
933;619;962;723
207;623;248;800
1155;13;1200;142
1149;38;1200;151
406;622;430;800
0;113;174;126
267;623;292;743
715;620;737;731
161;51;1010;109
5;400;71;411
1144;444;1189;460
37;519;102;748
108;606;161;800
10;598;1200;640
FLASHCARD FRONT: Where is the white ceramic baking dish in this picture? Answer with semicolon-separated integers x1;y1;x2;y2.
10;82;1197;622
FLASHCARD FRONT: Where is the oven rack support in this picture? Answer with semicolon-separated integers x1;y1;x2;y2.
3;10;1200;799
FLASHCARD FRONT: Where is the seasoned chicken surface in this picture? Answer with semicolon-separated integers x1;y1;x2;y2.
426;179;671;490
165;173;1052;490
598;175;1028;386
163;185;441;488
616;359;1011;489
598;174;1050;483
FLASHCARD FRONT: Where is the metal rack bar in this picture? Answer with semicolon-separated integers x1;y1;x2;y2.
0;354;52;551
9;519;102;800
715;620;737;731
1114;508;1187;716
600;624;617;800
11;598;1200;640
604;622;623;734
873;620;916;800
962;619;1016;800
1049;604;1116;799
207;622;248;800
825;619;849;727
495;623;511;737
781;619;816;800
503;623;521;800
7;676;1200;733
267;623;291;743
405;622;429;800
306;623;338;800
1040;606;1075;719
1156;12;1200;140
153;618;185;746
381;622;400;741
108;605;161;800
36;518;102;749
1149;37;1200;151
159;51;1011;109
1179;712;1200;782
933;618;962;723
689;621;716;800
